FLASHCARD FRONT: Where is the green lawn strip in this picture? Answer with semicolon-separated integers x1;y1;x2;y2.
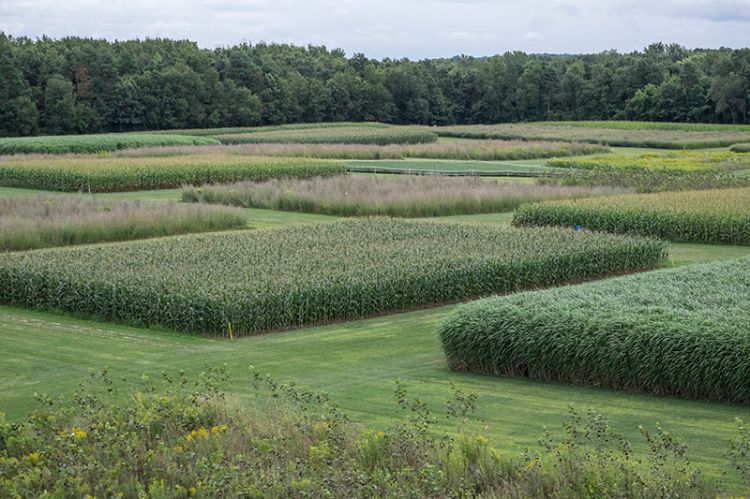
0;303;747;488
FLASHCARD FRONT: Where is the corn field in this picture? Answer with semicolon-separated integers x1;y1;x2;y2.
513;187;750;245
0;155;345;192
0;133;219;154
0;219;666;336
214;126;437;145
439;256;750;403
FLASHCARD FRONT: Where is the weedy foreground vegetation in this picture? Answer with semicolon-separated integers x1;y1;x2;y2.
183;176;625;217
3;368;743;498
514;186;750;245
0;218;666;335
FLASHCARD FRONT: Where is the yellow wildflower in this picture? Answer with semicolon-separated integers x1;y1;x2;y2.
24;452;42;466
186;427;210;442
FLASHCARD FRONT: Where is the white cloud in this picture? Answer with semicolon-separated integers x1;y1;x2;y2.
0;0;748;58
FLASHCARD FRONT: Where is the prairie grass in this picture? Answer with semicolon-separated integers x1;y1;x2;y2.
117;139;608;161
542;120;750;132
0;196;247;251
549;150;750;172
183;176;626;217
431;123;750;149
537;169;750;193
439;256;750;403
513;186;750;245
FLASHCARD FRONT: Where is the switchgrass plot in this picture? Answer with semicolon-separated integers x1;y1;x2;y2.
439;257;750;403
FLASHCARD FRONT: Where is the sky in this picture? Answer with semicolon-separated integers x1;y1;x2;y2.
1;0;749;59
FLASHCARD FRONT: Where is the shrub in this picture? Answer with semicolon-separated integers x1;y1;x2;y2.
213;126;438;145
513;187;750;245
0;133;218;154
0;155;345;192
0;196;247;251
438;257;750;403
0;219;666;335
183;176;626;217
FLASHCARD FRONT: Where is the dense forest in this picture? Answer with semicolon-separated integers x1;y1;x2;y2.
1;33;749;136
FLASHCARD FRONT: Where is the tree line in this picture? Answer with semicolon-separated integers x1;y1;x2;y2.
1;34;749;136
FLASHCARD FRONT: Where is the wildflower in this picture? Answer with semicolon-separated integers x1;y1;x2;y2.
60;426;88;440
210;424;228;434
24;452;42;466
186;427;210;442
72;427;88;440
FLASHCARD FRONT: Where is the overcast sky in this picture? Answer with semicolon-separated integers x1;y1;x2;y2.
1;0;749;59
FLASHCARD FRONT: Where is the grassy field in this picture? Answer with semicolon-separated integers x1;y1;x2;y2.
0;196;247;251
1;287;749;487
431;122;750;149
2;129;750;491
117;139;606;161
183;176;624;217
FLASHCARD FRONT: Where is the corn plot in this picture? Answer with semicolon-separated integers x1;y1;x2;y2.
214;127;437;145
513;187;750;245
0;155;344;192
0;133;218;154
439;257;750;403
0;219;666;336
